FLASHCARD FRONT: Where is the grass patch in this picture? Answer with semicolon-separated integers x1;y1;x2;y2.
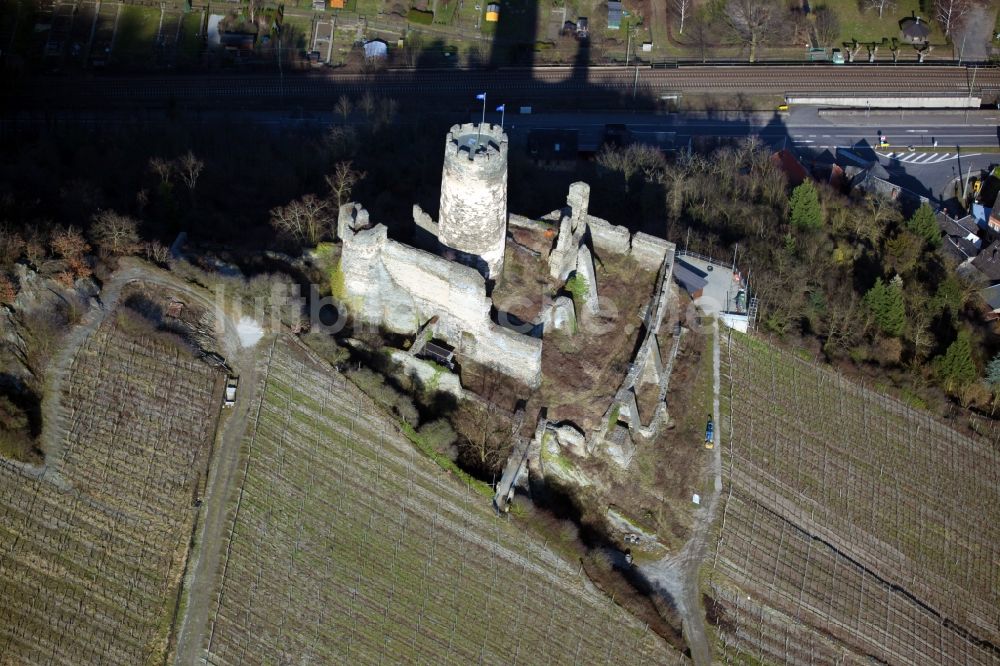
433;0;457;24
817;0;943;46
114;5;161;61
401;422;494;498
407;8;434;24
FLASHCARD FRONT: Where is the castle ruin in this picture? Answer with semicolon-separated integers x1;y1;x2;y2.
336;122;679;464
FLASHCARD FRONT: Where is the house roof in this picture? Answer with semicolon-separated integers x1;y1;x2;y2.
981;284;1000;310
771;149;808;186
972;240;1000;281
936;212;978;237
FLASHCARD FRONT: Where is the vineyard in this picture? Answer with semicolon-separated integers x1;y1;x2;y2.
0;308;222;664
201;336;685;665
705;332;1000;664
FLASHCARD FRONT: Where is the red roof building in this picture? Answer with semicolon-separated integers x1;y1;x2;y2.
771;149;808;186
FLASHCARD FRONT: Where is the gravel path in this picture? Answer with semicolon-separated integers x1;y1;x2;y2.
640;318;722;665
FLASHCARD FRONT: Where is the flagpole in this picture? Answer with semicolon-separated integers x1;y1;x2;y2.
500;105;505;131
478;94;486;147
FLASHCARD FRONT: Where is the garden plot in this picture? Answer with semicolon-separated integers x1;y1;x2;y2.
88;0;118;66
202;336;684;665
43;1;74;59
0;307;222;664
155;8;182;66
704;332;1000;664
66;0;97;65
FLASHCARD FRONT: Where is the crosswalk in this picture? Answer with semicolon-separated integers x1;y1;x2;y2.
878;151;955;164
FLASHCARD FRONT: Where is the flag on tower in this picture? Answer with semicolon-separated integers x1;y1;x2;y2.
496;104;505;112
476;93;487;100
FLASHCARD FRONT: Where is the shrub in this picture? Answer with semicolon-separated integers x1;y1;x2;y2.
417;418;458;460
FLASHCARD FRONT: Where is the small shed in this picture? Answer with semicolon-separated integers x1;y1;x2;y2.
900;16;930;43
577;17;589;37
329;0;345;7
673;258;709;299
363;39;388;59
607;1;622;29
485;3;500;22
420;341;455;368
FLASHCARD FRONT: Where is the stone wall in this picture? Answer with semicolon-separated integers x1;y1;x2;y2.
630;232;673;270
339;203;542;388
438;123;509;279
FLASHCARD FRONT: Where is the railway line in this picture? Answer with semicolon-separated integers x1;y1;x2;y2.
11;65;1000;109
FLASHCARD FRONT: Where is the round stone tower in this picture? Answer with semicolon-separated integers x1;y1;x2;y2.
438;123;509;280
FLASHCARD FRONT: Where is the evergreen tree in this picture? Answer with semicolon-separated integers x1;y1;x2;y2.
906;204;941;248
936;332;977;394
789;181;822;231
986;353;1000;388
864;276;905;338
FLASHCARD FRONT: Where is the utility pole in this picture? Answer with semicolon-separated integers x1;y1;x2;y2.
625;26;632;67
962;162;973;201
969;65;978;100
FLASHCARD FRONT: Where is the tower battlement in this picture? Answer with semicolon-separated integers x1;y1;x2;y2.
438;123;509;279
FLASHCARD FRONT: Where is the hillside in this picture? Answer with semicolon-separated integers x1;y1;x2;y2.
0;300;222;664
199;336;686;664
704;332;1000;664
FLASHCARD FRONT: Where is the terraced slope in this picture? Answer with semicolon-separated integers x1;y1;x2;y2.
202;337;684;665
705;333;1000;665
0;315;220;664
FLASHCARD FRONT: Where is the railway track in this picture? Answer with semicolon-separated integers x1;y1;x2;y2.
11;65;1000;108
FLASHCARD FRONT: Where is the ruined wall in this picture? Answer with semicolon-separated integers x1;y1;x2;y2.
438;123;509;279
338;204;541;388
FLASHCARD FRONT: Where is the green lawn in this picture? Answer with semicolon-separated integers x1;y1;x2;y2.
114;5;161;62
817;0;944;46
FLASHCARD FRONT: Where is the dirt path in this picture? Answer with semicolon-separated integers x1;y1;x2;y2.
174;336;269;665
640;318;722;665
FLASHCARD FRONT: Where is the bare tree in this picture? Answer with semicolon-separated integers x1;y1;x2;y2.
148;157;173;185
672;0;691;35
325;161;366;209
270;195;335;246
865;0;895;18
335;95;352;122
358;91;376;118
91;211;141;257
814;7;840;46
596;143;666;193
49;226;92;284
176;151;204;191
686;13;712;62
142;241;171;265
725;0;778;62
934;0;970;36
